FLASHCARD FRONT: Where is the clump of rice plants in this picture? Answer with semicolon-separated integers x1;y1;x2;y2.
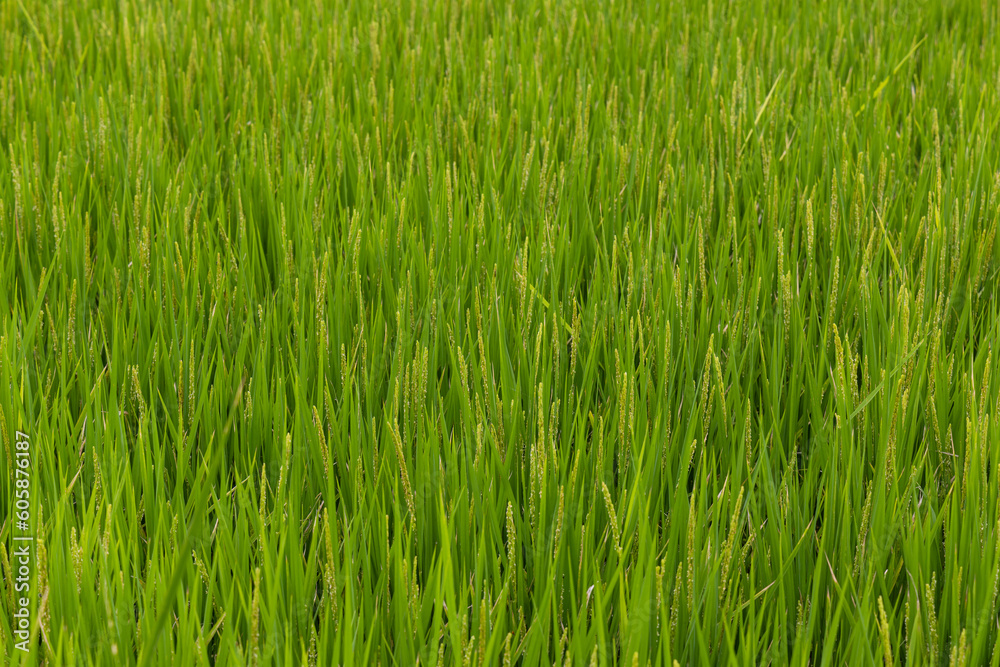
1;0;999;664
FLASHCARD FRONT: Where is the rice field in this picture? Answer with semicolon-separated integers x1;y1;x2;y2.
1;0;1000;664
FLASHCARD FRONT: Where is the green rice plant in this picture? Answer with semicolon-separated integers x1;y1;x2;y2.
1;0;999;664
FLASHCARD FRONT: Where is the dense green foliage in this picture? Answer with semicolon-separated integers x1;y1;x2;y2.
2;0;1000;664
